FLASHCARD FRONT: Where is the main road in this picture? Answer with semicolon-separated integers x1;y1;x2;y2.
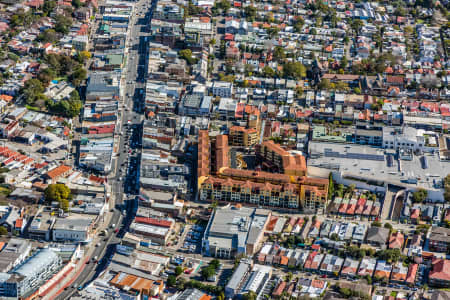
55;0;152;298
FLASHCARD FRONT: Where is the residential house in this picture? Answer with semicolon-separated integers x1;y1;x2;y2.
430;259;450;287
429;227;450;252
388;231;404;249
365;226;389;249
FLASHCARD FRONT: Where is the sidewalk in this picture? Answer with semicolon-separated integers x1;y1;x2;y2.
42;206;116;299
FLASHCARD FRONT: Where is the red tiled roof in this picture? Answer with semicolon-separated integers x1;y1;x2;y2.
430;259;450;282
273;281;286;296
406;263;418;284
389;232;404;249
46;165;72;180
134;217;172;228
411;209;420;219
15;218;23;229
311;279;325;289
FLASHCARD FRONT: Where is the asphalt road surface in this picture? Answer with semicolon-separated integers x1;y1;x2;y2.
56;0;151;298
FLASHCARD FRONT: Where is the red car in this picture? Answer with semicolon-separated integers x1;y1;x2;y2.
114;228;119;233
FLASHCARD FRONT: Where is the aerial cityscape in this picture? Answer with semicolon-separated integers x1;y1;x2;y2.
0;0;448;299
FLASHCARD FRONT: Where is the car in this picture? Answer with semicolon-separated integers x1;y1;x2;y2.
114;228;119;233
96;243;101;247
111;224;116;228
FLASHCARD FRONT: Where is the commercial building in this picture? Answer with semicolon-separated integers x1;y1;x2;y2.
212;81;233;98
129;222;171;245
86;72;120;100
0;248;61;298
355;122;383;146
225;261;251;298
229;126;258;147
429;227;450;252
174;289;211;300
257;140;307;176
308;141;449;202
52;217;95;242
110;272;164;296
382;127;438;152
0;239;31;273
27;213;55;241
199;176;302;209
225;261;272;299
429;259;450;287
197;132;329;211
179;94;212;117
152;1;184;23
111;250;169;275
202;206;270;258
45;165;72;184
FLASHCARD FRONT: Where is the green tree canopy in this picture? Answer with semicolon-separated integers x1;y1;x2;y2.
179;49;197;65
282;62;306;79
55;14;73;34
412;188;428;203
371;221;382;227
384;223;393;231
242;291;257;300
262;66;275;78
445;174;450;202
72;0;82;8
201;266;216;280
38;68;57;87
43;1;57;15
69;67;87;86
44;183;71;212
167;275;177;287
318;78;331;90
175;266;183;276
22;79;45;105
375;248;404;263
37;29;59;44
244;6;257;21
0;226;7;236
273;46;286;61
293;17;305;33
48;90;83;118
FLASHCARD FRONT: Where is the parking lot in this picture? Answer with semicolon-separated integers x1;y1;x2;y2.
181;224;204;254
5;139;69;162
